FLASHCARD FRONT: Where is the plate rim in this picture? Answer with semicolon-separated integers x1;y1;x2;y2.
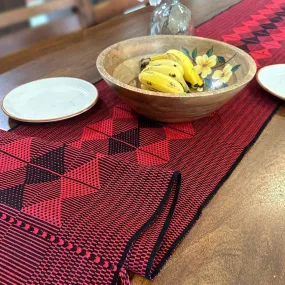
1;77;99;123
257;64;285;101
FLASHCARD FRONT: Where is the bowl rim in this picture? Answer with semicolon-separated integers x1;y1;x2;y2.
96;35;257;98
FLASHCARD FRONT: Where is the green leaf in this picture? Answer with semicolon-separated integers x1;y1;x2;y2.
232;64;241;72
204;78;212;88
217;56;226;64
182;47;191;58
206;47;214;57
192;48;198;61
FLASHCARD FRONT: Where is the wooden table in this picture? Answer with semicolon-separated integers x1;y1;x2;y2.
1;1;285;284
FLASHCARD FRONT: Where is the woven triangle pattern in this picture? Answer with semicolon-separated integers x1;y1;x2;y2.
0;130;178;285
221;0;285;67
69;104;196;166
0;132;100;226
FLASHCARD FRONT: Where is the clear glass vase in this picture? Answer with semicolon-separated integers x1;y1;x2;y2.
149;0;194;36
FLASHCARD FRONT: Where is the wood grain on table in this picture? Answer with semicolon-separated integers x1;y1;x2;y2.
1;1;285;284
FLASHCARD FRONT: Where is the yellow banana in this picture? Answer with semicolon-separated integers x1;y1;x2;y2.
194;72;204;88
141;84;156;91
149;54;169;61
165;53;185;69
143;64;190;92
166;49;204;87
148;59;184;75
139;70;185;94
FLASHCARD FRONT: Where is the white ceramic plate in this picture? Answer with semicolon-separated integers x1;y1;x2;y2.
2;77;98;123
257;64;285;100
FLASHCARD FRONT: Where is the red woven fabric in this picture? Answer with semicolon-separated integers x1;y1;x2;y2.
1;0;284;284
0;130;180;284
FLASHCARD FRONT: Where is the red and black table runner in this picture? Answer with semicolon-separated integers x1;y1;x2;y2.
0;0;284;284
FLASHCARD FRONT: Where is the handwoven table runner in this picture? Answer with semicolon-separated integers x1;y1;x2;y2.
1;0;285;284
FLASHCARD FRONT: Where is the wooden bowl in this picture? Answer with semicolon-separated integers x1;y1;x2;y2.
97;35;257;123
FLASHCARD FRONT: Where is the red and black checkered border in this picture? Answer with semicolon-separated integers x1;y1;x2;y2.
0;211;121;271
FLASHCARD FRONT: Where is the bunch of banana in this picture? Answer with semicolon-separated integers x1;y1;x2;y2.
139;58;189;94
139;70;185;94
143;63;189;92
139;49;203;95
148;59;184;75
166;50;204;88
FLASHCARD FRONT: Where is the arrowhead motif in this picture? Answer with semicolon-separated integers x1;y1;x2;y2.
251;14;267;21
138;140;169;162
0;184;25;210
22;198;62;227
242;20;260;27
81;127;107;141
136;150;167;166
233;26;252;34
222;34;241;42
0;152;26;173
0;137;32;162
261;40;282;49
88;119;114;136
65;156;101;188
60;178;98;199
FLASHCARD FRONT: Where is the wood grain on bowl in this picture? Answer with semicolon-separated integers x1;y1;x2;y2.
96;35;257;123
